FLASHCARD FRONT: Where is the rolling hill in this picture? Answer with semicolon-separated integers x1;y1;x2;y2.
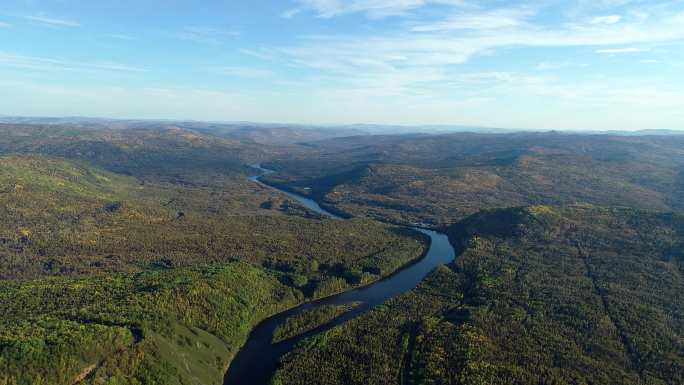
264;132;684;226
274;205;684;385
0;125;426;385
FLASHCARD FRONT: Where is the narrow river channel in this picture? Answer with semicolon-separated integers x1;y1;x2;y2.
223;165;457;385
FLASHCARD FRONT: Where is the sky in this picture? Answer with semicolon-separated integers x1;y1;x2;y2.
1;0;683;130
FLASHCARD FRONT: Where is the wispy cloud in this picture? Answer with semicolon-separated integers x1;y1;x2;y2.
535;61;588;71
596;47;647;54
590;15;622;24
106;34;135;40
0;52;146;73
411;7;535;32
276;2;684;71
267;0;684;118
176;26;239;45
277;22;681;76
93;62;148;72
281;8;303;18
285;0;466;19
213;66;274;78
0;22;11;28
3;0;683;129
240;48;277;61
25;15;80;28
676;11;684;24
0;79;260;122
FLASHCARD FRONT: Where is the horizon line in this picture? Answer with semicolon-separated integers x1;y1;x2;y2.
0;113;682;134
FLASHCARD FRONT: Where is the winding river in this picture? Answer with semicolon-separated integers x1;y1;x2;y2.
223;165;456;385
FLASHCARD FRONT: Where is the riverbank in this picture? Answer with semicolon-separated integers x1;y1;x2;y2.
223;166;457;385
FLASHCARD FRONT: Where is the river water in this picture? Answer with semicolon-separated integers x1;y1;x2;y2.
224;165;456;385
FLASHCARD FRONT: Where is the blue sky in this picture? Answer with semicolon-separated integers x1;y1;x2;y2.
1;0;683;130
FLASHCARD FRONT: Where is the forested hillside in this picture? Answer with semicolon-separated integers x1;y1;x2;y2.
5;0;684;383
274;205;684;385
1;262;299;385
2;123;683;385
264;133;684;226
0;125;426;385
0;124;262;182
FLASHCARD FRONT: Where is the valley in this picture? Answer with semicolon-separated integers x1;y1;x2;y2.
5;1;684;384
263;133;684;226
0;122;682;385
0;124;426;385
274;205;684;385
224;167;456;385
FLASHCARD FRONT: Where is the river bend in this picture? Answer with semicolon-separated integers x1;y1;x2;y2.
223;165;456;385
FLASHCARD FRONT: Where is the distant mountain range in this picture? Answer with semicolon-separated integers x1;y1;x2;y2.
0;115;681;137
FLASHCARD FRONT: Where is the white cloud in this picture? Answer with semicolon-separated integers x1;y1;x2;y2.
411;8;533;32
535;61;587;70
214;66;274;78
106;34;135;40
674;11;684;24
285;0;465;19
0;52;146;73
274;1;684;78
176;27;240;45
93;62;148;72
4;0;684;130
442;72;549;90
590;15;622;24
240;48;277;61
0;22;11;28
266;1;684;129
596;47;646;53
25;15;80;27
290;73;684;129
0;79;296;124
2;74;682;130
281;8;303;18
277;15;682;75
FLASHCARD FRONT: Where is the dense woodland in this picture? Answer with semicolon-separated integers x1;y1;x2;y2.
272;303;362;344
274;205;684;385
263;132;684;226
0;154;424;289
1;262;300;385
1;122;683;385
0;124;425;385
